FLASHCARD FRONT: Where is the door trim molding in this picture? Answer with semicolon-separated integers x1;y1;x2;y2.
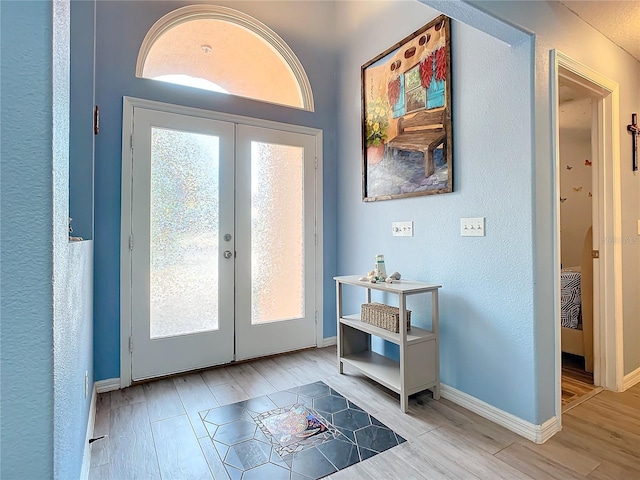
121;98;135;388
120;96;324;387
550;51;623;422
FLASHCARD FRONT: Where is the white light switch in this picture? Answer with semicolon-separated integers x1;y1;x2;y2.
392;221;414;237
461;217;485;237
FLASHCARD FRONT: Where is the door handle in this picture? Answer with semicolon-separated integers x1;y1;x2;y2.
223;250;233;259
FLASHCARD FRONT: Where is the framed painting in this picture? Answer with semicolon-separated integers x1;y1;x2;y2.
362;15;453;201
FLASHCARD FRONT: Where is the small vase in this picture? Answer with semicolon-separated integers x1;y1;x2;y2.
367;144;385;165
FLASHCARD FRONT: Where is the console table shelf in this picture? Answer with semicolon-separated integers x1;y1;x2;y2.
334;275;441;412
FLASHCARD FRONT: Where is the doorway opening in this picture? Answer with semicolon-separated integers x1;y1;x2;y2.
557;79;600;411
551;51;624;420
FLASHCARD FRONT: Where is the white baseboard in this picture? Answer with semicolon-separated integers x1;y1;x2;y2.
321;336;337;347
80;385;97;480
95;378;121;393
440;384;560;444
623;367;640;391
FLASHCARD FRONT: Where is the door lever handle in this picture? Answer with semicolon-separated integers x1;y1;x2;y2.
223;250;233;259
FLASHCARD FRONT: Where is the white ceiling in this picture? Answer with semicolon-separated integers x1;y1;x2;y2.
559;1;640;62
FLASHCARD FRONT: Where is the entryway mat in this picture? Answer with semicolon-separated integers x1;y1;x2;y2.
199;381;405;480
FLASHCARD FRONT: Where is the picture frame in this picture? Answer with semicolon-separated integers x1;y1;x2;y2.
362;15;453;201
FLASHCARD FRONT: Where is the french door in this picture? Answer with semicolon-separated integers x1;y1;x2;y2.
126;106;318;381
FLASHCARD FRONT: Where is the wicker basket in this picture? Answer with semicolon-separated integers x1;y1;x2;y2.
360;302;411;333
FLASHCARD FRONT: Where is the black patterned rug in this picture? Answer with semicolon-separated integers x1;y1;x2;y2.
199;381;406;480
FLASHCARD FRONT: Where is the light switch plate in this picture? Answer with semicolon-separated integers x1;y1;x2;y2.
461;217;485;237
392;221;413;237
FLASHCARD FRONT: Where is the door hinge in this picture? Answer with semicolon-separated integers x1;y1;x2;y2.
592;249;599;258
314;157;318;169
129;234;134;251
129;336;133;353
94;105;100;135
130;133;134;151
315;311;318;325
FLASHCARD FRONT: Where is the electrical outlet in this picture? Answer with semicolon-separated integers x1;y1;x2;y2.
392;221;414;237
85;371;89;398
461;217;485;237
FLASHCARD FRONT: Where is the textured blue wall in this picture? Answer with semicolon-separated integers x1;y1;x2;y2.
0;1;55;477
335;1;538;423
52;1;95;478
93;0;339;380
69;0;95;240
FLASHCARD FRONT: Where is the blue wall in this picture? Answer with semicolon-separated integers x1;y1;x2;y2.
52;1;95;478
335;1;539;423
93;0;339;380
69;0;95;240
0;1;55;477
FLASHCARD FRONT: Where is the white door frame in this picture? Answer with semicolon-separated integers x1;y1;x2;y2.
550;50;624;419
120;96;324;388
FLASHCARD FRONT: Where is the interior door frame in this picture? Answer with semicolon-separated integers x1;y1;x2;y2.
550;51;623;421
120;96;324;388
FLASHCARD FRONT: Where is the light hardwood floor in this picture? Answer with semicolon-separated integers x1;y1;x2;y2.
562;353;599;411
90;346;640;479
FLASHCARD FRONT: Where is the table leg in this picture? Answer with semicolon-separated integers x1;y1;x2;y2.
432;385;440;400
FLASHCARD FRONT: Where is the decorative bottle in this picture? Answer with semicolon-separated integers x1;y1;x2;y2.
375;254;387;281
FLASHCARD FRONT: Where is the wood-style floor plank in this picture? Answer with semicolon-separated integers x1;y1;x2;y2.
200;365;236;387
226;362;276;397
199;436;231;480
547;420;640;474
395;438;485;479
108;402;160;479
516;438;601;476
416;427;532;480
110;384;145;409
587;460;640;479
172;373;219;438
142;378;185;423
209;381;250;406
151;415;213;480
495;441;585;480
353;444;428;480
251;357;305;390
90;347;640;480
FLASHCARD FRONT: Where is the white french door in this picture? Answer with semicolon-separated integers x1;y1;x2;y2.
235;125;317;360
126;105;318;381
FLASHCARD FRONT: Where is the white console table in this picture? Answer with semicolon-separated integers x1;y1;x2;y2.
334;275;441;412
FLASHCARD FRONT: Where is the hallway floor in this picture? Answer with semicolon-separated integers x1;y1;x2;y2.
562;352;600;411
90;346;640;479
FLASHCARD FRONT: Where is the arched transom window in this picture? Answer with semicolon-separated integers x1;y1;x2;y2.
137;5;314;111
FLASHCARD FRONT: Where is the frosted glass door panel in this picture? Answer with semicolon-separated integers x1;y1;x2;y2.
235;125;317;361
130;106;234;381
150;128;220;338
251;142;304;324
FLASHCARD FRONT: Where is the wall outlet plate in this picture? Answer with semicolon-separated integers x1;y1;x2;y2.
392;221;413;237
461;217;485;237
